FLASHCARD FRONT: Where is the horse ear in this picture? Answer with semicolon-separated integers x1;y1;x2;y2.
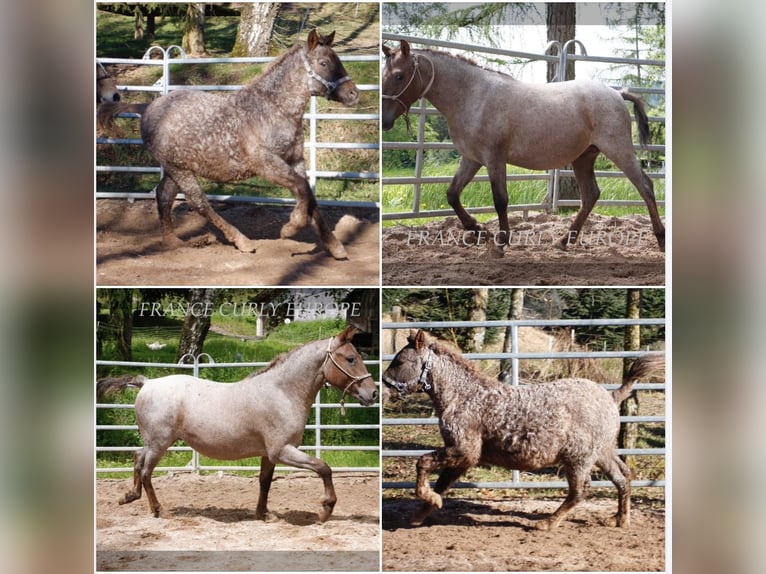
406;329;419;344
307;30;319;51
413;329;428;351
400;40;411;58
382;45;393;59
324;31;336;46
338;323;359;344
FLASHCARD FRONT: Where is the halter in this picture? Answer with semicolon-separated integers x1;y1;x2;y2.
382;53;435;130
383;346;434;395
300;50;352;96
322;337;373;415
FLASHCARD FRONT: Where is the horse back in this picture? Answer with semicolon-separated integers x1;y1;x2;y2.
462;378;619;469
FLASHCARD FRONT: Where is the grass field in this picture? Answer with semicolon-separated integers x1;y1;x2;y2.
382;161;666;227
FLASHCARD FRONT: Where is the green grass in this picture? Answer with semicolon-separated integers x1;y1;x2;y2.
382;160;666;227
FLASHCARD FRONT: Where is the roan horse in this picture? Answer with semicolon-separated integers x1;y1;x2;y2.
381;41;665;256
97;325;377;522
383;329;665;529
98;30;359;259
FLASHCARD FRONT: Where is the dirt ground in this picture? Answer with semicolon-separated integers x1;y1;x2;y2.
382;213;665;286
382;495;665;572
96;472;380;571
96;199;380;286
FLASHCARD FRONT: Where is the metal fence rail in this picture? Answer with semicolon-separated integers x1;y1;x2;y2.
381;318;666;491
381;33;666;221
96;354;380;474
96;48;380;209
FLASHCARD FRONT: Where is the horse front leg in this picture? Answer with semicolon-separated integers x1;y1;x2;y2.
274;444;337;523
259;153;347;260
446;158;483;233
411;446;476;526
255;457;276;521
486;161;510;258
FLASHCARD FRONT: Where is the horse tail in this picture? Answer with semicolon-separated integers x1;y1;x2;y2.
96;374;146;401
97;101;148;131
612;355;665;404
620;89;651;149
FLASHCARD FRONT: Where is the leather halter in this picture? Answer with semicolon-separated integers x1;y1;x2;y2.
300;50;351;96
382;53;435;121
322;337;373;414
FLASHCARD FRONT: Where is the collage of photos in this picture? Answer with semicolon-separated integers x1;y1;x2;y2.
95;2;668;573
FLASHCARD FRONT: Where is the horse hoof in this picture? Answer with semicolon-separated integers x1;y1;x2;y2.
485;244;505;259
534;519;554;531
234;238;258;253
327;242;348;260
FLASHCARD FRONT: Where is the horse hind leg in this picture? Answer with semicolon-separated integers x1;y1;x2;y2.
558;146;601;249
596;453;632;527
165;168;258;253
536;464;590;530
118;449;146;505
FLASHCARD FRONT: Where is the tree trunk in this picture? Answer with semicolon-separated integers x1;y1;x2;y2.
619;289;641;466
467;289;489;352
176;289;219;362
107;289;133;361
499;289;524;383
232;2;282;57
183;3;206;56
546;3;579;203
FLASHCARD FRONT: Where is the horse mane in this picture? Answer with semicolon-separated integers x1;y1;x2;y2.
245;336;321;380
419;48;514;81
429;337;499;388
237;42;305;97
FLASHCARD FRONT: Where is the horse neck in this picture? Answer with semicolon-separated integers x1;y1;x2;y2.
428;347;481;414
416;50;491;117
236;44;311;118
248;339;327;409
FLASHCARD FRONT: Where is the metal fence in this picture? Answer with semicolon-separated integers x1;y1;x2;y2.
381;33;666;221
381;318;666;491
96;352;380;474
96;46;380;209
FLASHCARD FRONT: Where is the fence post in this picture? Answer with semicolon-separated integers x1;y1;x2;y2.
412;98;428;214
176;352;215;472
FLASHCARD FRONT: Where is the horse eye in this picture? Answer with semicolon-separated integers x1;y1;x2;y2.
346;356;356;364
321;60;328;68
395;73;403;81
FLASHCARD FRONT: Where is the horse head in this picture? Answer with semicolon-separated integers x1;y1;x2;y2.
303;30;359;106
381;40;432;131
382;329;435;397
96;63;121;104
323;324;377;407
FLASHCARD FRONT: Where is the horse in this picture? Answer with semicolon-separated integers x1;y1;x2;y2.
97;325;377;522
381;41;665;256
383;329;665;529
96;62;121;104
97;30;359;260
